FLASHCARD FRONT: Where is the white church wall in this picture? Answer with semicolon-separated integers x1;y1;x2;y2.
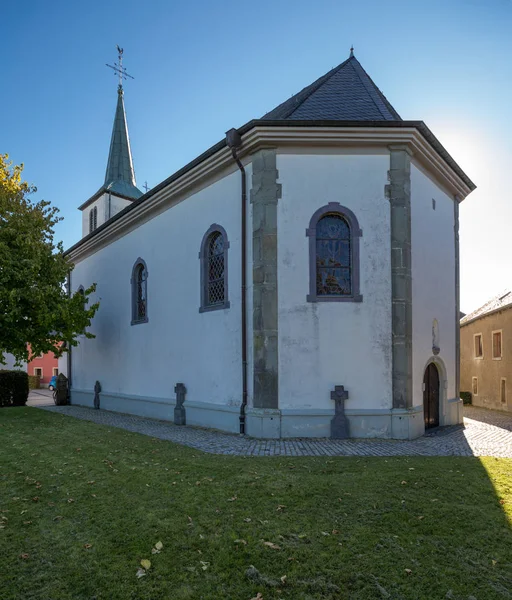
276;152;393;437
71;165;252;433
410;163;459;425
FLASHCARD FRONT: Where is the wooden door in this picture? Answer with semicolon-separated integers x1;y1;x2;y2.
423;363;440;429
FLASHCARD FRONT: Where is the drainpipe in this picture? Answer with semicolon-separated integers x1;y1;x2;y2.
108;191;112;219
226;128;247;434
67;270;72;401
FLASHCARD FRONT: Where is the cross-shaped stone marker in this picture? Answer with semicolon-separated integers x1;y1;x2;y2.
174;383;187;425
330;385;349;439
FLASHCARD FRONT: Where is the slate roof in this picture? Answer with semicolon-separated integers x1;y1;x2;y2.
461;291;512;326
262;53;401;121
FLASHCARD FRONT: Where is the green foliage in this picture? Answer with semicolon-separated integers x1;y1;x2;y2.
28;374;40;390
461;391;472;405
0;154;99;363
1;409;512;599
0;370;29;406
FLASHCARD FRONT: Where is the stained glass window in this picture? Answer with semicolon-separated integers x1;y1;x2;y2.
315;213;351;296
207;232;225;305
135;264;147;320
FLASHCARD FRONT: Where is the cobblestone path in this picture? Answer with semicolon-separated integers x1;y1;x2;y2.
38;404;512;458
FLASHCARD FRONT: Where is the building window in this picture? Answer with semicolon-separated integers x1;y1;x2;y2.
472;377;478;396
501;378;507;404
306;202;362;302
89;207;98;233
492;330;502;360
474;333;483;359
131;258;148;324
199;224;230;312
53;367;58;377
34;368;43;378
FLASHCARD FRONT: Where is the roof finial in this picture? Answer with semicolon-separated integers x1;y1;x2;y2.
106;45;134;94
350;45;354;58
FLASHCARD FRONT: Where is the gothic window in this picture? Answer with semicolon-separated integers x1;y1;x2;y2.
131;258;148;324
89;207;98;233
199;225;230;312
306;202;362;302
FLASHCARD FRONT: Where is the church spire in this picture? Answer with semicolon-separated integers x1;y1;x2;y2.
104;47;142;199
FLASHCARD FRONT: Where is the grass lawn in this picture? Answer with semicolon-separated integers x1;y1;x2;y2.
1;409;511;600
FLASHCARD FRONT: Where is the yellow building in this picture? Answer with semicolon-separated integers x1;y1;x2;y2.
460;292;512;412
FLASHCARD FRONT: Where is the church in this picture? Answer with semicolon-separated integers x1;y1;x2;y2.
65;50;475;439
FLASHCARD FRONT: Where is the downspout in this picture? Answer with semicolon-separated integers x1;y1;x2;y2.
67;270;72;402
108;191;112;219
226;128;248;434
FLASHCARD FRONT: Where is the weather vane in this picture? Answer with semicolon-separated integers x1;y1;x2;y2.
106;45;134;91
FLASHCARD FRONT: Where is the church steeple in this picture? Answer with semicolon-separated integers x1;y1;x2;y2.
103;85;142;199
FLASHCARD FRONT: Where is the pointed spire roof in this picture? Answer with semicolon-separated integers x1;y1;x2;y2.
262;52;401;121
103;86;143;199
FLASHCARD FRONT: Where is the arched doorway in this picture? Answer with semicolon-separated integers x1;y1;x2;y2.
423;363;440;429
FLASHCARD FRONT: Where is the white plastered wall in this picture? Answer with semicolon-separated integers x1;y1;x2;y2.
71;164;253;428
276;152;392;412
410;163;456;411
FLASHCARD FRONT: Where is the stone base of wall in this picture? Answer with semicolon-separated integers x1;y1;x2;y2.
70;390;438;440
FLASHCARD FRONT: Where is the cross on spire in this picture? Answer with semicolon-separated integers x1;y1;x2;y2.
106;45;134;93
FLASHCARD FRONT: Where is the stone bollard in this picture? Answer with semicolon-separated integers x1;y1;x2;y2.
94;381;101;409
174;383;187;425
330;385;349;439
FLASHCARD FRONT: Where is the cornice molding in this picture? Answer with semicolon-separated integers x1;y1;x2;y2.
67;126;473;263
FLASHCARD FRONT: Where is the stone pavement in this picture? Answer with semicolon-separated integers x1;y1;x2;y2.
37;404;512;458
27;388;54;407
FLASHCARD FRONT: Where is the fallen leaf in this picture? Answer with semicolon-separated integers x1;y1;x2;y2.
262;541;280;550
155;541;163;551
405;569;412;575
234;539;248;545
84;544;92;549
200;561;210;570
21;510;27;515
280;575;287;584
409;467;415;471
227;496;238;502
276;505;286;511
67;499;75;503
401;481;407;485
244;518;252;523
23;521;32;525
32;497;39;502
321;531;330;536
20;553;29;560
141;559;151;570
492;559;498;566
332;529;340;535
136;568;146;578
418;516;424;520
250;594;263;600
53;516;63;521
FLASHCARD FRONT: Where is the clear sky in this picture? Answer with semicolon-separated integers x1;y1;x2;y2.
2;0;511;313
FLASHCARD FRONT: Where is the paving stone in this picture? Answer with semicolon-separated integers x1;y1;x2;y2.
36;404;512;458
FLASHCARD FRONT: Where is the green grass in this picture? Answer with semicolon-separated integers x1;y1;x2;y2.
1;409;511;600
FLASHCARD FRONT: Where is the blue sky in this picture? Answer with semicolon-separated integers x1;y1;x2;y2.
2;0;511;312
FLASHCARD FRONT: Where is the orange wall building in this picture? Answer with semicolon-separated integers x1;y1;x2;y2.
27;349;59;385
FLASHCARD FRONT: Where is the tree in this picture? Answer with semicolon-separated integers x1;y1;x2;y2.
0;154;98;364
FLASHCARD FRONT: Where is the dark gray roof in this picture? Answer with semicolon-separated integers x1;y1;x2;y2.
104;87;142;200
461;291;512;326
263;54;401;121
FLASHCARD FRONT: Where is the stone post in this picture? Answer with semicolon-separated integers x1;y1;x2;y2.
174;383;187;426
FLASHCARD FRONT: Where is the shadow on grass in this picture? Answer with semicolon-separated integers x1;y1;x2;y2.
1;407;511;600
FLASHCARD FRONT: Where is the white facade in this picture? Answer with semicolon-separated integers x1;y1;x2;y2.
68;134;471;439
410;163;460;424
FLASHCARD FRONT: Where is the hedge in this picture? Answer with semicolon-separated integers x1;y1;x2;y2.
0;370;29;407
28;375;40;390
460;391;472;405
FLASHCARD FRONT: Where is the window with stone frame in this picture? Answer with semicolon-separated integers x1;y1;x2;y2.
199;225;230;312
131;258;148;324
89;207;98;233
472;377;478;396
501;378;507;404
306;202;362;303
492;330;502;360
474;333;483;358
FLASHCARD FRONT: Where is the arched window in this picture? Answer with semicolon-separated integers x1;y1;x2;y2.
199;225;230;312
306;202;362;303
131;258;148;324
89;207;98;233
